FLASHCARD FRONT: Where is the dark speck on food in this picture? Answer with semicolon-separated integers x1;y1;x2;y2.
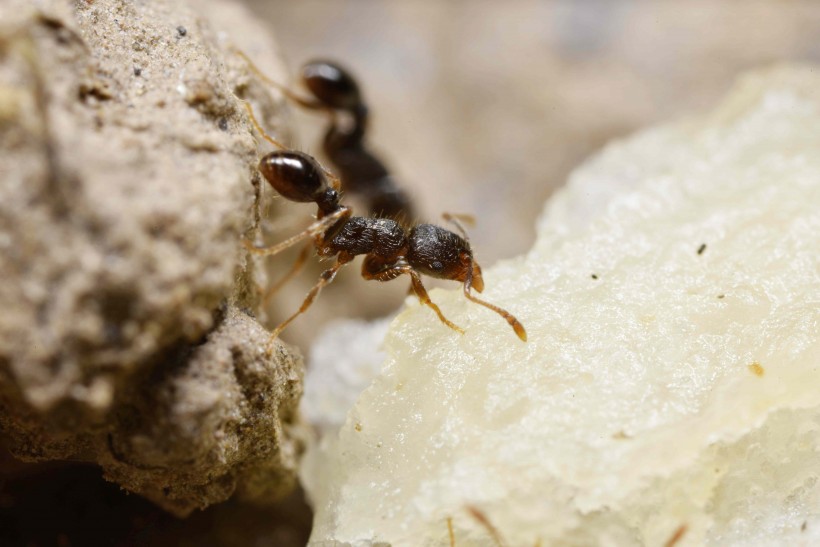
133;67;142;77
218;117;228;131
177;26;187;37
591;273;598;280
717;294;725;299
697;243;707;255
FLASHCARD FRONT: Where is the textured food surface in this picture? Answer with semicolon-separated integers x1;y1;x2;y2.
306;67;820;545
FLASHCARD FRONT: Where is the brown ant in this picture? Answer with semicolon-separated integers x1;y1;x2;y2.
237;52;414;223
241;103;526;347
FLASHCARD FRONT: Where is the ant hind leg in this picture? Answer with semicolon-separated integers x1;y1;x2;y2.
265;252;354;352
262;241;312;305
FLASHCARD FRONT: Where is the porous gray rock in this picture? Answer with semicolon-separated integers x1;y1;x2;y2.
0;0;304;516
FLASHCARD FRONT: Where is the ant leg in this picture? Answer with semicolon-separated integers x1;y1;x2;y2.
266;252;354;351
407;271;465;335
235;51;343;190
244;206;351;257
241;100;288;150
235;49;328;111
361;256;464;335
262;241;312;305
466;505;508;547
462;265;527;342
447;517;455;547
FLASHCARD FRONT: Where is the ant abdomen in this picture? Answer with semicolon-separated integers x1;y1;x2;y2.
259;151;340;213
301;60;363;111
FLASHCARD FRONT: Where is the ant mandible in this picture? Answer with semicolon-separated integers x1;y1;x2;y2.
240;62;526;348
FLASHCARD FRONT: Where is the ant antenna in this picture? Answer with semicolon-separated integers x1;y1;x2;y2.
463;259;527;342
442;212;476;241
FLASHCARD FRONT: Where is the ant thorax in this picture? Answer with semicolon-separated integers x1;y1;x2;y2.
323;217;406;259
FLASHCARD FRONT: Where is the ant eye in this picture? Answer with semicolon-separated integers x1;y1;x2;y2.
302;60;362;110
259;151;328;203
431;261;444;272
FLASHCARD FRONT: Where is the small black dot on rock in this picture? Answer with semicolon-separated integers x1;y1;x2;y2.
697;243;707;255
133;67;142;76
591;274;598;280
176;26;187;37
218;118;228;131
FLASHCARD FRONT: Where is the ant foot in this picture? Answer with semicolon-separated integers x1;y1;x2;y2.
264;329;281;357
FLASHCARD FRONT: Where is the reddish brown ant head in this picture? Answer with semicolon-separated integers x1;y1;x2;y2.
301;60;363;111
259;151;339;211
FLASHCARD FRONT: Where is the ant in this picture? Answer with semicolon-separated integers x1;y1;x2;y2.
239;59;526;348
237;52;414;224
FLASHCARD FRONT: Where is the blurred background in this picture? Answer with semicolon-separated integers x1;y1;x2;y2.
5;2;820;546
246;0;820;348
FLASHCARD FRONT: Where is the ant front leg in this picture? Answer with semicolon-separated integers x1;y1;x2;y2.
235;49;327;111
262;241;312;305
244;206;351;257
266;251;354;352
361;255;465;335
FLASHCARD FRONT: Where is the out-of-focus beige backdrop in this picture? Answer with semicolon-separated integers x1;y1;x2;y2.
242;0;820;346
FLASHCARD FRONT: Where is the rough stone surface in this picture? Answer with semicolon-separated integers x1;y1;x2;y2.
305;67;820;545
0;0;305;516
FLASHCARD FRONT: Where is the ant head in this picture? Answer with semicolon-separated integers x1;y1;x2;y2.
407;224;484;290
301;60;363;111
259;151;339;209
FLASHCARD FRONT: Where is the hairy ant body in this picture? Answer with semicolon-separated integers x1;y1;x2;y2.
239;57;526;347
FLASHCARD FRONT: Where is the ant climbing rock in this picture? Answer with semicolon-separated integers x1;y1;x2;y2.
238;56;526;348
237;52;415;223
242;105;526;347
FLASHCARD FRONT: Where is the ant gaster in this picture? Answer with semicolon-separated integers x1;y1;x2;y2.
299;60;415;223
239;60;526;347
237;52;414;223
